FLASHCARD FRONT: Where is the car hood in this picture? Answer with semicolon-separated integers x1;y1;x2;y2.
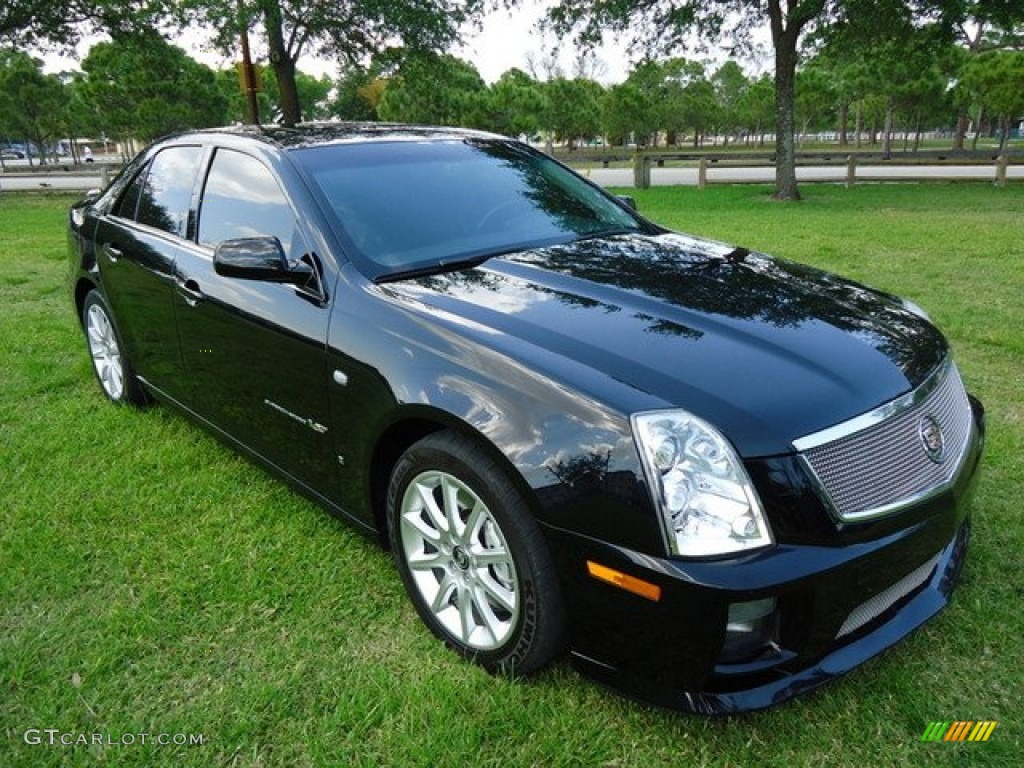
385;232;947;457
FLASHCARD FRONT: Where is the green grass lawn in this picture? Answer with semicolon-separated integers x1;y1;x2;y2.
2;185;1021;767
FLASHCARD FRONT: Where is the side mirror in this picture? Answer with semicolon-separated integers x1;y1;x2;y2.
213;237;313;286
617;195;638;211
82;188;102;205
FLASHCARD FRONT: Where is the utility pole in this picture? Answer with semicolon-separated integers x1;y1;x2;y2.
239;11;260;125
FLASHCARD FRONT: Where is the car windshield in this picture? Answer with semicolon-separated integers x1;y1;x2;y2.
292;138;645;280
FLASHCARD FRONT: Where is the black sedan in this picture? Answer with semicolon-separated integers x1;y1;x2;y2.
67;124;984;713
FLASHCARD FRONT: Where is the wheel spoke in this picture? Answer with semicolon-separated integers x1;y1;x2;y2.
475;572;516;613
458;584;476;642
430;572;458;614
462;499;487;546
470;584;505;643
415;479;448;535
407;549;445;572
402;508;442;545
441;476;464;538
470;547;510;567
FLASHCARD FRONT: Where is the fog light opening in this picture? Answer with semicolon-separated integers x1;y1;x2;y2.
721;597;777;663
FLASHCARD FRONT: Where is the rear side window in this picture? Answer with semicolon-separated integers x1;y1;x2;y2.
115;162;147;220
135;146;203;238
198;149;296;254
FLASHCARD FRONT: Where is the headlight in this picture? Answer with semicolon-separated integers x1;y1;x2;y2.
632;410;773;557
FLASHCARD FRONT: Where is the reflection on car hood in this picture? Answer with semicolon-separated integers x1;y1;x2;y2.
386;233;948;456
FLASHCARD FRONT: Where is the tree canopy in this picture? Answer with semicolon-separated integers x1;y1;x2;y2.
0;0;166;48
0;49;65;164
80;32;228;142
530;0;999;199
185;0;484;125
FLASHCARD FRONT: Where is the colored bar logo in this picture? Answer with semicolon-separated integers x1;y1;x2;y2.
921;721;997;742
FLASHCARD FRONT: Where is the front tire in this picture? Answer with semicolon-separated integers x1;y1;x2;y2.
387;430;565;676
81;289;148;405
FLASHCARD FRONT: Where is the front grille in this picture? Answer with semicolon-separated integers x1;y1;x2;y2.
796;360;974;522
837;553;940;638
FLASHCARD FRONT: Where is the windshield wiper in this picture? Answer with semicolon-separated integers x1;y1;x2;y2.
574;226;642;243
374;253;494;284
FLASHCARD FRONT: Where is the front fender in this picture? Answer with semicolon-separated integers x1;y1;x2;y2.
328;267;666;555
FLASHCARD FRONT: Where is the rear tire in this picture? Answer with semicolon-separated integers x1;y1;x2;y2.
81;289;148;406
387;430;565;676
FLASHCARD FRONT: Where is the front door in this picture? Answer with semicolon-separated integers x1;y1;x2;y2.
174;147;335;492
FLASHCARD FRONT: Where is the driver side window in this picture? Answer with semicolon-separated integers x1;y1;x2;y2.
198;149;297;255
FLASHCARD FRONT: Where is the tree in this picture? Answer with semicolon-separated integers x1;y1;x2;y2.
668;60;720;147
533;0;971;200
711;61;750;145
331;65;383;121
794;66;838;144
541;77;605;150
62;70;106;161
950;0;1024;148
736;74;776;146
186;0;484;127
217;63;331;123
0;48;67;165
0;0;165;48
960;50;1024;150
80;33;228;143
536;0;825;197
476;68;545;138
602;82;655;146
377;51;486;126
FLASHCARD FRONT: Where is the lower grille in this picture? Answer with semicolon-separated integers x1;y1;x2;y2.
795;359;974;522
837;553;940;638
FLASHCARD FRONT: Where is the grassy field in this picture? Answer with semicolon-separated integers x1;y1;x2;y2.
1;185;1021;767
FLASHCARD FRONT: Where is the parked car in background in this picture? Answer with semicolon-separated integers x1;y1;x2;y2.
67;124;984;713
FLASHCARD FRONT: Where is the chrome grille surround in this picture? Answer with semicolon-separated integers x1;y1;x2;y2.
793;358;975;523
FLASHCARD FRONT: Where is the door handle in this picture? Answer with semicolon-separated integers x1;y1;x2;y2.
176;277;203;307
103;244;123;262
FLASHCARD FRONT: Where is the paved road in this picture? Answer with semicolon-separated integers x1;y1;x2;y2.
578;164;1023;186
0;173;106;192
2;164;1020;193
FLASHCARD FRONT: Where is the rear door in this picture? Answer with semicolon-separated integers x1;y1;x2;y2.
173;147;335;492
93;145;204;400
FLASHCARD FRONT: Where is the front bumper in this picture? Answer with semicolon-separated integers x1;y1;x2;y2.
542;397;984;714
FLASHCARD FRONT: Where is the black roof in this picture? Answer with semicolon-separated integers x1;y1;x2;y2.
190;122;502;150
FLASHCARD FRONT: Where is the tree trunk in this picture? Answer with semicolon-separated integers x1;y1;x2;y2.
855;100;862;148
768;0;807;201
882;102;894;157
971;105;983;150
953;112;968;150
261;0;301;126
954;22;987;150
838;102;849;146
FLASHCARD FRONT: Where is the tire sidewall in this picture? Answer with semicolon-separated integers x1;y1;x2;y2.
81;289;143;405
387;433;558;675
